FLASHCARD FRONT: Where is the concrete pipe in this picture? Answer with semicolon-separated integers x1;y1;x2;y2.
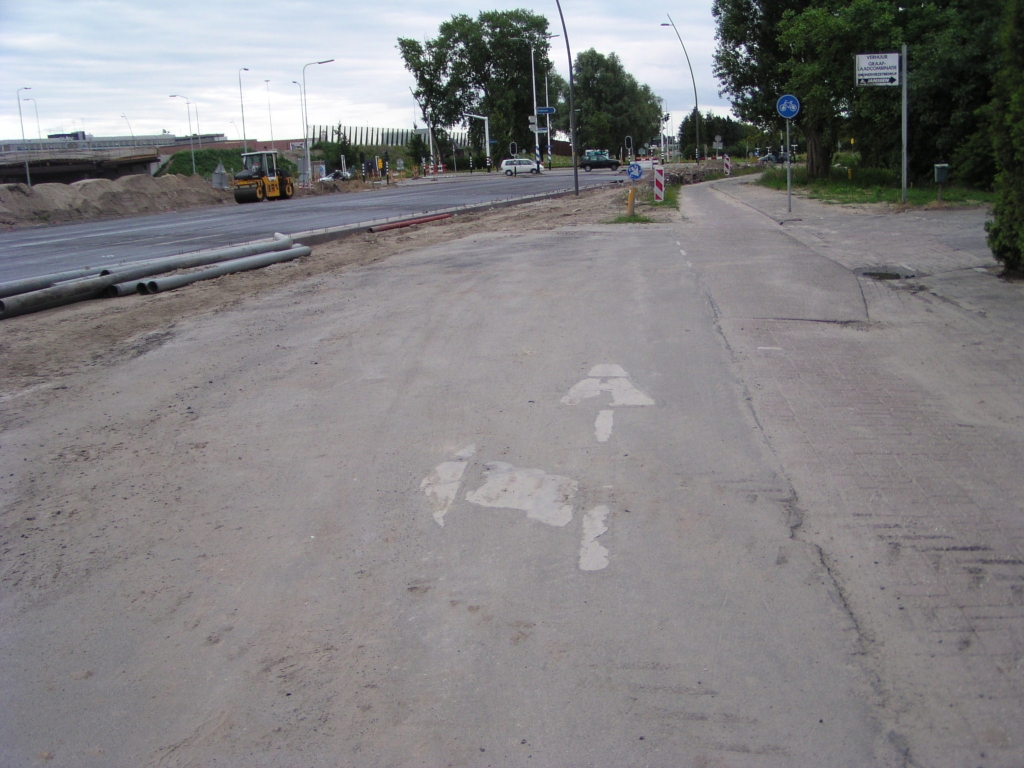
0;234;293;302
0;234;296;319
145;246;311;294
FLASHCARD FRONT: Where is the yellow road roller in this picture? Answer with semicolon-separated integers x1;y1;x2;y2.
233;150;294;203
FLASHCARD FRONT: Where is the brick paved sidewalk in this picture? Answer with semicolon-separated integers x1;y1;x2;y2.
682;180;1024;768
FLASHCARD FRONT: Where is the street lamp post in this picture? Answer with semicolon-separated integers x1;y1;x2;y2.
169;94;196;175
293;81;306;182
191;102;202;149
553;1;579;195
24;97;41;140
238;67;249;152
512;34;557;173
122;114;137;148
265;80;275;146
302;59;334;188
16;87;31;187
662;15;700;165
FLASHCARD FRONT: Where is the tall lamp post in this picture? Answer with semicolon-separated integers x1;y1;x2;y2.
122;114;137;148
662;15;700;165
553;1;578;194
24;97;41;140
238;67;249;152
302;59;334;187
16;87;31;187
169;94;196;175
265;80;275;145
191;101;202;149
292;81;306;182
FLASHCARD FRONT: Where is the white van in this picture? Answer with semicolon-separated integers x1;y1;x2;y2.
500;158;544;175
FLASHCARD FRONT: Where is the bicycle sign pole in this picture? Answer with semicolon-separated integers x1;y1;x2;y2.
776;94;800;213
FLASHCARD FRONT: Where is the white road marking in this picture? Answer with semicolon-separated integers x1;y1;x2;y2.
422;445;475;526
561;377;654;407
757;347;783;351
680;249;687;256
579;506;610;571
589;364;629;378
465;462;576;527
595;410;614;442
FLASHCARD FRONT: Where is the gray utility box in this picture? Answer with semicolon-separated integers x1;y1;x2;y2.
934;164;950;184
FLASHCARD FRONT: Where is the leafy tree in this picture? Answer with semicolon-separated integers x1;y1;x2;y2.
678;108;759;158
987;0;1024;272
398;10;556;159
555;50;662;154
713;0;1004;184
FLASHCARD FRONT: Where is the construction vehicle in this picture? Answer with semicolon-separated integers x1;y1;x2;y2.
233;150;294;203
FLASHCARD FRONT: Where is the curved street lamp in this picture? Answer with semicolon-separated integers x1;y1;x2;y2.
238;67;249;152
292;80;306;181
16;86;32;186
553;1;578;195
169;94;196;175
659;17;700;163
265;80;275;145
122;113;137;148
302;59;334;186
662;15;700;165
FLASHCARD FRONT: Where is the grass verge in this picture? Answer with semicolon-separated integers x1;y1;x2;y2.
758;166;994;206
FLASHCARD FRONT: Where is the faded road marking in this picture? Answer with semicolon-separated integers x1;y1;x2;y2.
422;445;475;527
465;462;577;527
579;506;610;571
595;410;614;442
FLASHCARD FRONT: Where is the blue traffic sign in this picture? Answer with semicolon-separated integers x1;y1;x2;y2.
537;107;556;115
777;94;800;120
627;163;643;180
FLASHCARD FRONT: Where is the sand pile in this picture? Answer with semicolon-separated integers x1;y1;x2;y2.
0;174;232;227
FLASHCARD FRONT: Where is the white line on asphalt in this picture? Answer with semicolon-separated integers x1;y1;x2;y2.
758;347;783;351
465;462;577;527
421;445;475;526
595;410;614;442
680;249;687;256
579;506;610;571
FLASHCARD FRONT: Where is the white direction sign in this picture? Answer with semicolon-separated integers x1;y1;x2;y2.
856;52;900;86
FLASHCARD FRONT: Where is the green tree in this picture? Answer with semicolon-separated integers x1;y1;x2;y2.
714;0;1004;183
678;109;759;158
987;0;1024;272
553;49;663;155
398;10;556;159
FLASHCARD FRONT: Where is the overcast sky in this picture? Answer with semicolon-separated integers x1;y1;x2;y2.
0;0;731;143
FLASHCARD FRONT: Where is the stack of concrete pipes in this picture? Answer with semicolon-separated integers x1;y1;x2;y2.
0;234;310;320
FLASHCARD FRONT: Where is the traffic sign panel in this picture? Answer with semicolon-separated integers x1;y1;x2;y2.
856;53;900;86
537;107;556;115
777;94;800;119
627;163;643;180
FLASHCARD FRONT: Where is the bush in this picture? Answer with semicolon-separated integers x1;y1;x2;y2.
986;0;1024;273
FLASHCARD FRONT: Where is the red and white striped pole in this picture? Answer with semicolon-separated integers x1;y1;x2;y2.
654;167;665;202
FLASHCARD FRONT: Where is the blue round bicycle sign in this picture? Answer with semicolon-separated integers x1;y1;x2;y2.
777;94;800;119
627;163;643;180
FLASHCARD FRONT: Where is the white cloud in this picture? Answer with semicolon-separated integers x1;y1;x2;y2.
0;0;730;141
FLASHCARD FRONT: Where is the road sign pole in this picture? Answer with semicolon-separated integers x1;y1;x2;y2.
786;118;792;213
901;44;908;205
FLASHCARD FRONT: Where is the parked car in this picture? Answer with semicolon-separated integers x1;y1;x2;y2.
500;158;544;175
581;150;620;172
320;169;352;181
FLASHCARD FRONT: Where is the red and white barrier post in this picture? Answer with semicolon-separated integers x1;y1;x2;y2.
654;167;665;202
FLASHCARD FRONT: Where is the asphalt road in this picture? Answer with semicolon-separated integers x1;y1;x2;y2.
0;168;614;283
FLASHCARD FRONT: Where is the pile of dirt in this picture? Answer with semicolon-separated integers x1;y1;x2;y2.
0;174;232;228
